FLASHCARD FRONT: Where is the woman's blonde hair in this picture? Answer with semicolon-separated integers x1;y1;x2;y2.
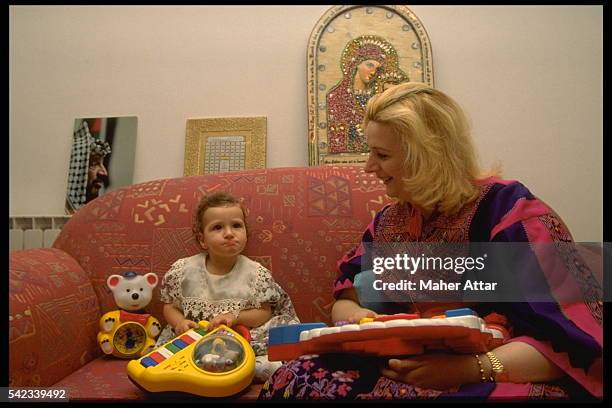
364;82;496;215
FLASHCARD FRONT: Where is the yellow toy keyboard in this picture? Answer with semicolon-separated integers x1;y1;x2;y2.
126;321;255;397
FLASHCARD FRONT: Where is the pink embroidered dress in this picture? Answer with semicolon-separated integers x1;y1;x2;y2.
259;178;602;401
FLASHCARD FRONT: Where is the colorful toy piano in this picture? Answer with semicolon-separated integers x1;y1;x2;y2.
268;308;509;361
127;321;255;397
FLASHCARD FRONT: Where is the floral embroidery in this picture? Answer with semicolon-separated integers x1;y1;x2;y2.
313;368;327;380
259;180;596;401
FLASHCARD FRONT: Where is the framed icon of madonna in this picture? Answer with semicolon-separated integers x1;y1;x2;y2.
307;5;434;166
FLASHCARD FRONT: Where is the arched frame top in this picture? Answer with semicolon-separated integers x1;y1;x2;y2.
307;5;434;166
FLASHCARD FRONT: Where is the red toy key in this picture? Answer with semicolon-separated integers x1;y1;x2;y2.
374;313;420;322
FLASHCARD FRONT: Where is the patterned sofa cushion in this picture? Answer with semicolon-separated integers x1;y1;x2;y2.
53;166;390;326
10;166;391;399
9;248;100;387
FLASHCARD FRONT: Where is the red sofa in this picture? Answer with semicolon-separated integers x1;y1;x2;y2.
9;166;392;401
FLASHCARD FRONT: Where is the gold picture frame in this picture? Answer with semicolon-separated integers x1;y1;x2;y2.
184;117;267;175
307;5;434;166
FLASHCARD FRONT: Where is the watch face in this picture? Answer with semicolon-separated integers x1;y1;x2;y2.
113;322;147;357
308;5;434;166
192;333;246;373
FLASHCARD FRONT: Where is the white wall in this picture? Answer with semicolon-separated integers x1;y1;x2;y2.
9;5;602;242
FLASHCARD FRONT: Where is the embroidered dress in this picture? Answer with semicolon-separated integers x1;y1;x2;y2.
259;178;602;401
157;253;299;356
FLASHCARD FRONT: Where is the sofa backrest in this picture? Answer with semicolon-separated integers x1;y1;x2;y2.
53;166;392;325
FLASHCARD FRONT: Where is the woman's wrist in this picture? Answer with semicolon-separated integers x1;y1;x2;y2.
473;354;494;383
484;351;509;382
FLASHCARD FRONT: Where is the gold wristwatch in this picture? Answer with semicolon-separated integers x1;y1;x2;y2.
485;351;507;382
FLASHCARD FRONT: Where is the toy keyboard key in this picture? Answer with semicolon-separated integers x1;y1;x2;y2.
339;324;361;332
171;339;188;349
179;334;195;345
194;327;208;336
359;321;386;330
157;347;173;359
140;357;157;368
444;308;476;317
320;327;342;336
165;343;180;354
374;313;420;322
146;352;165;364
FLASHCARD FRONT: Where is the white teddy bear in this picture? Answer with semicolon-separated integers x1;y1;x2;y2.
97;271;161;358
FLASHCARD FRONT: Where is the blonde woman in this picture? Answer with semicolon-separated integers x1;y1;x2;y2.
260;83;602;401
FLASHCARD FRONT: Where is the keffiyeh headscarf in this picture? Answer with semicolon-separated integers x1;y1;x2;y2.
65;120;111;213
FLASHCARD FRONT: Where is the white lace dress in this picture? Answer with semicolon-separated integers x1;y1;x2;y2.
156;253;300;356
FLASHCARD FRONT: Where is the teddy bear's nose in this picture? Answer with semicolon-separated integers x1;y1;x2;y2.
131;293;139;300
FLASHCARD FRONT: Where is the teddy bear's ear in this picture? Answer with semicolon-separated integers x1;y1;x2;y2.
107;275;123;289
144;272;159;288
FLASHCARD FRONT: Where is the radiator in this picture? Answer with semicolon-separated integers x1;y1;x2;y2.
9;216;72;251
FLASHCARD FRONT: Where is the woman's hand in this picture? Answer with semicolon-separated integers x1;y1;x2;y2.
380;353;480;390
332;288;381;324
174;318;198;335
347;307;379;324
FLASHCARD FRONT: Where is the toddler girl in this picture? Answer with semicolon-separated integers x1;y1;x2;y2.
156;191;300;382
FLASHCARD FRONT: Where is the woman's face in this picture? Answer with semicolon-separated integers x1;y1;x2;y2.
364;121;408;200
356;59;382;85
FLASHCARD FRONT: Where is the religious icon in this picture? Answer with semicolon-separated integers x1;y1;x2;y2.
327;35;409;154
307;5;434;166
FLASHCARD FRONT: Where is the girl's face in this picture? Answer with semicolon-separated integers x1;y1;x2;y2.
363;121;409;200
199;205;247;260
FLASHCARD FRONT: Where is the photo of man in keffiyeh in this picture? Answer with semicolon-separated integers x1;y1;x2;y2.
65;119;112;214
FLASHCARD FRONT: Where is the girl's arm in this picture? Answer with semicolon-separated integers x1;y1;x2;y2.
209;303;272;329
163;303;197;334
235;303;272;328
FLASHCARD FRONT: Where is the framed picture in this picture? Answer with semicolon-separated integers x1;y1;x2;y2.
307;5;434;166
65;116;138;214
184;117;267;175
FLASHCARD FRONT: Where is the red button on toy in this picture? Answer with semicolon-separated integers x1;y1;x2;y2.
374;313;420;322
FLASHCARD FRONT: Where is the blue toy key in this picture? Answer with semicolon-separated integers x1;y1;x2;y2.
444;308;477;317
269;323;327;346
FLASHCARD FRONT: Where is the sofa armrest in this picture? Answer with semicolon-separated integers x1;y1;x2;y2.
9;248;101;386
